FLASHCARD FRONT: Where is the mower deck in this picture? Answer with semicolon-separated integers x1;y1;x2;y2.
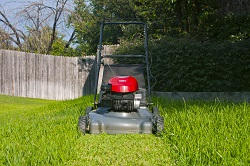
88;107;153;134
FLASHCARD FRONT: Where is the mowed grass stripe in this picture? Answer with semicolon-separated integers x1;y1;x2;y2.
71;135;170;165
0;95;171;165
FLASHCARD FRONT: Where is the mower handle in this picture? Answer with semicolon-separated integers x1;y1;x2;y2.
104;21;145;25
94;21;151;108
102;55;145;58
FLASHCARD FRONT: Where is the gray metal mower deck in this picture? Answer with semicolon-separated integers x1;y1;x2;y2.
88;107;153;134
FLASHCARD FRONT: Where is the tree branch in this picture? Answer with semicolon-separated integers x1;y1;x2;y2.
65;30;75;48
0;11;22;49
47;0;69;54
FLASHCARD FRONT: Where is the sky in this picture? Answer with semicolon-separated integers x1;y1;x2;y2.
0;0;74;41
0;0;37;20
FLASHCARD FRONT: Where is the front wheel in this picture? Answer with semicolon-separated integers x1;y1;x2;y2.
78;116;88;134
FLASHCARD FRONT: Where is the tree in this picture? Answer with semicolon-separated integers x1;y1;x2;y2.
70;0;140;55
0;10;23;49
70;0;250;54
0;0;75;55
0;28;13;49
22;26;54;54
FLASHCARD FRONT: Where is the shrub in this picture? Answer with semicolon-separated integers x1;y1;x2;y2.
115;38;250;91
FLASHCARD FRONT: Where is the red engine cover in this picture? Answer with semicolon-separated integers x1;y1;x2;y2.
108;76;138;93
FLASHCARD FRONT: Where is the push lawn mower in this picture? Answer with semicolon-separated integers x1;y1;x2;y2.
78;21;164;134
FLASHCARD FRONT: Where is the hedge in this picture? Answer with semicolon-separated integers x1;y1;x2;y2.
115;38;250;91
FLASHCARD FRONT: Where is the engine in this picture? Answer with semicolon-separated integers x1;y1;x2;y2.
98;76;143;112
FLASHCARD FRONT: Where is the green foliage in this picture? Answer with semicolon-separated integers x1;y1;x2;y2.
0;95;249;165
70;0;99;55
51;39;78;57
116;38;250;91
19;26;78;56
0;28;13;50
22;26;53;54
71;0;138;55
70;0;250;55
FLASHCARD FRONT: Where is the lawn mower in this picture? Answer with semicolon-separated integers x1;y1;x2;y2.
78;21;164;134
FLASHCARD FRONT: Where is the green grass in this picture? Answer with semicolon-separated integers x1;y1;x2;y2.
157;98;250;165
0;95;249;165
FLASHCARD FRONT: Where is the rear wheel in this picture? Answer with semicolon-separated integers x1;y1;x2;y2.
152;107;164;134
78;116;88;134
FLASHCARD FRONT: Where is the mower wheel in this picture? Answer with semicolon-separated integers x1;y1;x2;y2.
155;116;164;134
152;107;164;134
78;116;88;134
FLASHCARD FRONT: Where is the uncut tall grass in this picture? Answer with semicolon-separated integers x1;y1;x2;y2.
156;98;249;165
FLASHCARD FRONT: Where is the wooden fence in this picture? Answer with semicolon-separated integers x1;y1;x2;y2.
0;50;95;100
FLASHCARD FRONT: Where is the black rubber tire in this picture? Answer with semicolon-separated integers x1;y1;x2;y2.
155;116;164;134
78;116;87;134
152;106;164;134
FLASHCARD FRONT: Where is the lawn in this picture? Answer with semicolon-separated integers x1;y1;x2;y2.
0;95;249;165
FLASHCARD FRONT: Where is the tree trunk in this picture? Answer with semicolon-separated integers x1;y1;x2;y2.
175;0;184;31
